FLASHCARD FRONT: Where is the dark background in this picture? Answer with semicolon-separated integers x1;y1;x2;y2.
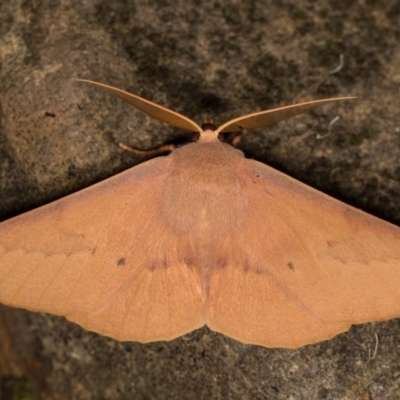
0;1;400;399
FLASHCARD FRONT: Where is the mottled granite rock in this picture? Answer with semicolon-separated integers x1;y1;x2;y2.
0;0;400;399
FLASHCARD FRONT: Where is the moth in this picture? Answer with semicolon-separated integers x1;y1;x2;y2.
0;80;399;349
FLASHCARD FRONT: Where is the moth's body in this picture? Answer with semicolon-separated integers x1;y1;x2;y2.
162;137;247;295
0;79;399;348
164;137;245;237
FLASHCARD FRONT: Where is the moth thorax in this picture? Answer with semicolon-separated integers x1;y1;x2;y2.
199;129;219;142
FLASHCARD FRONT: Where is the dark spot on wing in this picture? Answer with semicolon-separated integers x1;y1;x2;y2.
327;240;338;247
255;266;264;275
216;257;228;269
181;256;196;268
242;259;264;274
161;255;169;269
287;262;294;270
117;257;125;266
243;259;251;272
148;255;170;271
91;246;97;255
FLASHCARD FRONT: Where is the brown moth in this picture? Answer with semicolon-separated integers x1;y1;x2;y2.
0;80;399;349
